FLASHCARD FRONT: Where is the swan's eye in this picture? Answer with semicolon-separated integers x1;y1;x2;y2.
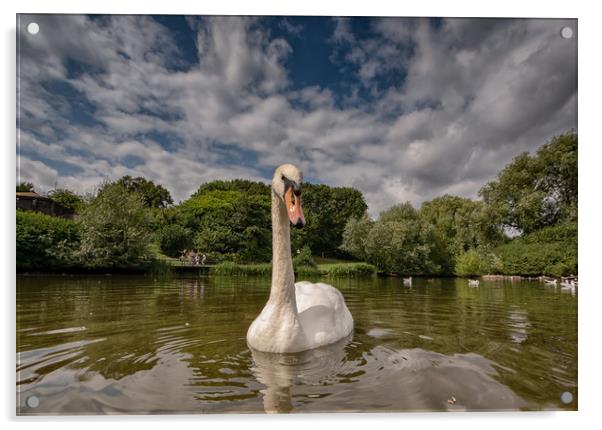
281;174;286;181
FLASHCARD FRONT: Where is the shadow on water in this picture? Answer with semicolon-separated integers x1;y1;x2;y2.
16;274;577;414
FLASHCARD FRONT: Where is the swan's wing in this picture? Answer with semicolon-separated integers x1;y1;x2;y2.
295;281;344;313
295;281;354;348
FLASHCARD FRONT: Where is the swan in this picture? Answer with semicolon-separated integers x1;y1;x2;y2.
246;164;354;353
544;279;558;285
403;276;412;286
468;279;480;287
560;280;576;289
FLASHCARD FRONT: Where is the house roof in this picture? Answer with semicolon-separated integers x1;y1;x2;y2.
16;192;51;200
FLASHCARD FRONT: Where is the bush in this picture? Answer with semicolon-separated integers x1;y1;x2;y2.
158;224;193;257
293;245;317;268
494;222;577;276
77;183;153;268
16;210;80;269
455;249;484;277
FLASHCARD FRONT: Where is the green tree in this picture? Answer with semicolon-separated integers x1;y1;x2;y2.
48;188;85;212
77;182;153;267
480;132;577;234
180;184;272;263
157;224;193;257
420;195;504;274
112;176;174;208
343;202;440;275
17;182;35;192
290;184;368;258
340;213;374;262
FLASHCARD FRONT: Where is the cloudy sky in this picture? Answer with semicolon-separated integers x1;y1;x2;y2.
17;15;577;216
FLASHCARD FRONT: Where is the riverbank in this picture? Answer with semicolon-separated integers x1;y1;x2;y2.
16;260;379;278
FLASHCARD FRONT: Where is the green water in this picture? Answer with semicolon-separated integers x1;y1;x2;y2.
16;274;577;414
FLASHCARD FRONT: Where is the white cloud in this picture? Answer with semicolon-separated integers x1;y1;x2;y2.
17;16;577;216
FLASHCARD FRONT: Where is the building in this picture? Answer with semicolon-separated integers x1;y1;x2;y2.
16;192;75;219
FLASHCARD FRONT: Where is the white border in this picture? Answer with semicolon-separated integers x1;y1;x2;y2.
2;1;601;429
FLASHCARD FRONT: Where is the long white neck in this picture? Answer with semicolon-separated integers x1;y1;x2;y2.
269;189;297;308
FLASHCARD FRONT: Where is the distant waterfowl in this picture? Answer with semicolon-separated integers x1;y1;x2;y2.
403;276;413;286
560;280;576;289
468;279;480;287
246;164;353;354
544;279;558;286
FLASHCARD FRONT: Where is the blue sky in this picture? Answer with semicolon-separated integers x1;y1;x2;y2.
17;15;577;215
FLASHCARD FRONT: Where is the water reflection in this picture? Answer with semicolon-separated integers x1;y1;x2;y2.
250;335;351;413
16;275;577;414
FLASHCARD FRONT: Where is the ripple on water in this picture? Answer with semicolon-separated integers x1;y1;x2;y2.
16;275;577;414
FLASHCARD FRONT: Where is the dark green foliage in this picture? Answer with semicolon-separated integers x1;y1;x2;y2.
112;176;174;208
48;188;85;212
16;210;80;269
17;182;35;192
494;222;577;276
179;179;367;262
480;132;577;234
293;245;317;268
157;224;193;257
291;184;368;258
181;184;272;263
77;183;154;268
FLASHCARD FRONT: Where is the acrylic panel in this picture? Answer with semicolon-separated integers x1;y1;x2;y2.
16;15;578;415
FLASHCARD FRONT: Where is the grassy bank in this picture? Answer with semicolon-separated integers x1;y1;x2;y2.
210;261;377;278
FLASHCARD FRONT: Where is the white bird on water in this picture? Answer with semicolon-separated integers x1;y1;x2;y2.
468;279;480;287
246;164;354;354
403;276;412;286
544;279;558;286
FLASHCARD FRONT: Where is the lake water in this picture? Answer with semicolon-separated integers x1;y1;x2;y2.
16;274;577;414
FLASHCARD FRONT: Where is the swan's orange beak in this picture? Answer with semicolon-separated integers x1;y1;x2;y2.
285;187;305;228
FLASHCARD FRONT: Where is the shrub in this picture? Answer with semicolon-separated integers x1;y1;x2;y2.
293;245;317;268
16;210;80;269
493;222;577;276
455;249;483;277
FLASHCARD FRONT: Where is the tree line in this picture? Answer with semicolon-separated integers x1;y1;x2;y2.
341;132;577;277
16;132;577;276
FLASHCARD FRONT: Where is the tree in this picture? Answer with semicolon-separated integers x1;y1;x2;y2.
17;182;34;192
112;176;174;208
290;184;368;258
48;188;85;212
157;224;193;257
77;182;153;267
340;213;374;262
342;202;440;275
180;184;272;263
420;195;504;274
479;132;577;234
182;179;368;261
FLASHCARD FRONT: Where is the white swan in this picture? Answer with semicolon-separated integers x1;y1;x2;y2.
403;276;412;286
544;279;558;285
468;279;480;287
247;164;354;353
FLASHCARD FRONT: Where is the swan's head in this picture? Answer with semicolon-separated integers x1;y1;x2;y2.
272;164;305;228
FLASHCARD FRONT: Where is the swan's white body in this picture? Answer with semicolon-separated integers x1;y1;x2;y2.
468;279;480;287
246;164;354;353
